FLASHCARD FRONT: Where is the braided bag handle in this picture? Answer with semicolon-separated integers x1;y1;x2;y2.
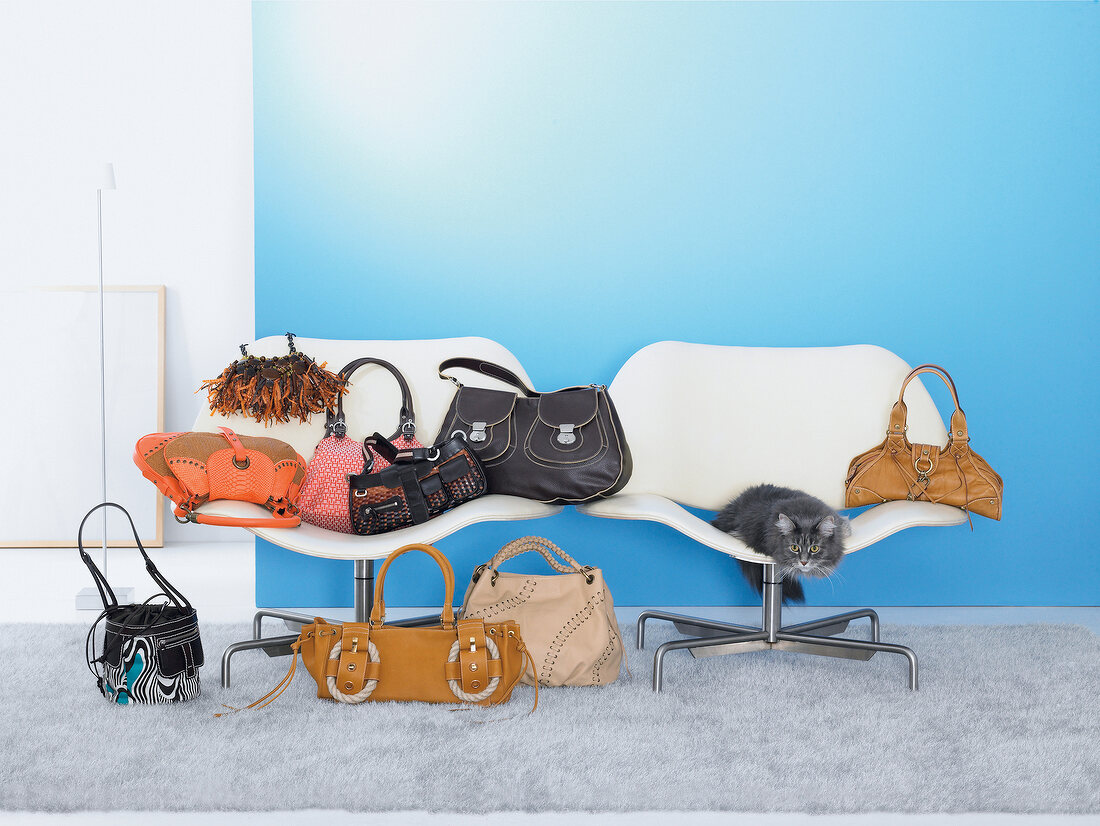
487;536;585;576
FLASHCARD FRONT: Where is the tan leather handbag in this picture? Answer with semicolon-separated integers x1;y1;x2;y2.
845;364;1003;520
462;537;625;687
222;544;534;714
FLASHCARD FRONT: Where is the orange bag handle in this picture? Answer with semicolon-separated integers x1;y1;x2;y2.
370;544;456;628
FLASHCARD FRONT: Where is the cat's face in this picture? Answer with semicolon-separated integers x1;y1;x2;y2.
772;513;848;579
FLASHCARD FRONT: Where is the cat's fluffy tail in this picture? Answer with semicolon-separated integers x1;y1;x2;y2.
736;560;805;605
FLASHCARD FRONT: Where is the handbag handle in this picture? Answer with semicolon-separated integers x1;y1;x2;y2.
328;357;417;441
369;543;456;628
77;502;193;612
479;536;592;583
887;364;969;444
438;357;538;398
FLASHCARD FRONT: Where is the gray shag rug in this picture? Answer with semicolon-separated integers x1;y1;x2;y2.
1;621;1098;814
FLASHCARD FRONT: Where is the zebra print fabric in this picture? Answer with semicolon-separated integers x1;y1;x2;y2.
102;624;203;705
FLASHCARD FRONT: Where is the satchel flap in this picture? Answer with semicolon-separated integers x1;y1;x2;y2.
456;387;515;427
536;388;598;429
437;453;474;484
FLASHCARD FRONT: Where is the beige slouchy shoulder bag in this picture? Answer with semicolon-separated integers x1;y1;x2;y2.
461;537;626;687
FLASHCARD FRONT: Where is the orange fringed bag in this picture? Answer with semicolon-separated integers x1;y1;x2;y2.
134;426;306;528
199;333;345;425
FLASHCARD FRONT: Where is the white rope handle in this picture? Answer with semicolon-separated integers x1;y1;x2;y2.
446;636;501;703
326;635;381;704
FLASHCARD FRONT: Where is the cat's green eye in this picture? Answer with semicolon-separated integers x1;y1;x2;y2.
810;545;819;554
790;544;799;553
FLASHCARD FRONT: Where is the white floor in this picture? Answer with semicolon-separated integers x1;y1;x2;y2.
2;541;1097;826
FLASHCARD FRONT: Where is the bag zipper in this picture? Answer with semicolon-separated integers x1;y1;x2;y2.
155;628;200;648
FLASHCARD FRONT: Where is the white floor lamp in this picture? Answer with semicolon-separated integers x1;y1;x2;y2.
76;162;133;608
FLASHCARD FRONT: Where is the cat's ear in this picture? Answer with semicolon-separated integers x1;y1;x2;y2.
819;514;853;538
775;514;795;535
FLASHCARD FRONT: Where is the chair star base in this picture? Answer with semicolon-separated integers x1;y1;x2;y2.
638;563;918;692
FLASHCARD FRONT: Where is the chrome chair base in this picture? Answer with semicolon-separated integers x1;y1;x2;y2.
638;563;918;692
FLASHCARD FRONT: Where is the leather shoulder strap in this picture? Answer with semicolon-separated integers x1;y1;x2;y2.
438;357;537;397
370;544;456;628
77;502;192;611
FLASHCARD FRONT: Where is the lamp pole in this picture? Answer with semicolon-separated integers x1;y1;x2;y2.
97;163;115;575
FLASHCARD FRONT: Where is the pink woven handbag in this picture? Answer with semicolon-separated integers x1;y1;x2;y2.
298;358;423;533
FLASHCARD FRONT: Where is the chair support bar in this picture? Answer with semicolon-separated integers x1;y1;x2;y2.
639;563;918;692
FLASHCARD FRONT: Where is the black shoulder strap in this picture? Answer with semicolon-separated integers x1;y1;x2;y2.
327;357;416;440
77;503;192;612
437;357;538;397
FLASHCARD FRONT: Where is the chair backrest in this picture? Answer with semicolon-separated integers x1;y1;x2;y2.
610;342;949;511
191;336;533;462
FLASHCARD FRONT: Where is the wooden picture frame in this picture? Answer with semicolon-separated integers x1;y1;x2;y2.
1;285;166;547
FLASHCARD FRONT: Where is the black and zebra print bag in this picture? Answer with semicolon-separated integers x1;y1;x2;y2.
79;503;204;704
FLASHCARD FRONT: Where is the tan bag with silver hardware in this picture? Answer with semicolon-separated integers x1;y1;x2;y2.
461;536;625;687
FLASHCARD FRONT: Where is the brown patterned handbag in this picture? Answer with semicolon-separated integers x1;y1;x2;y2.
844;364;1003;520
346;432;488;536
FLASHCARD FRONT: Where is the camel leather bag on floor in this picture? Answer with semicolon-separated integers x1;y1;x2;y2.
135;426;306;527
845;364;1003;520
462;537;625;687
222;544;535;715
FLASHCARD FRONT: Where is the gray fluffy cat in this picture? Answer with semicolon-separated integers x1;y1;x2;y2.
712;483;851;604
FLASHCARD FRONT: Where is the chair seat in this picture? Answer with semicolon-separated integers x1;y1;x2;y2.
578;494;968;563
193;496;562;560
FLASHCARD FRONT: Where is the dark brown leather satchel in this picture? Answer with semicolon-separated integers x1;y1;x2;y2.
347;432;488;535
434;358;632;504
845;364;1003;520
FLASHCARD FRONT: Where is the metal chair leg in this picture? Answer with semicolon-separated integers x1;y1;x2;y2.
637;609;757;649
221;633;299;689
782;608;881;642
639;562;913;691
252;609;324;640
776;631;918;690
653;631;769;692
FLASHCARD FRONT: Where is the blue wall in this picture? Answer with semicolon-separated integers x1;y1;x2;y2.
253;1;1099;607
